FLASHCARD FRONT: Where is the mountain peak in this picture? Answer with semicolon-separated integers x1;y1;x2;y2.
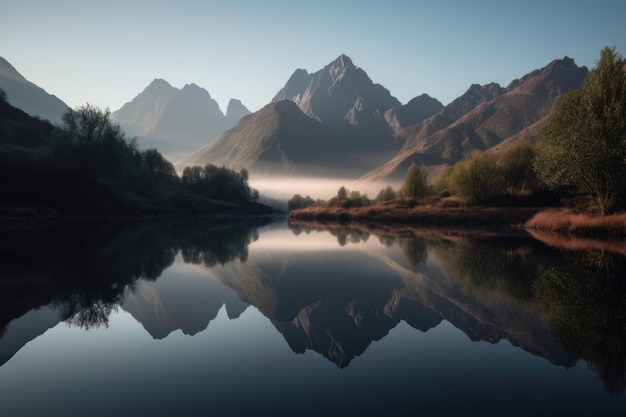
331;54;354;69
272;54;399;129
225;98;250;122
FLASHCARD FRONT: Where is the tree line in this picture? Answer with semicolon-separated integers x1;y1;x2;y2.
0;101;259;214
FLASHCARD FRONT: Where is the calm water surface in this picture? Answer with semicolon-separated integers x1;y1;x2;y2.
0;219;625;416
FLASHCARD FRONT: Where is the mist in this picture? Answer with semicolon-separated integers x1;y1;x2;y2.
250;175;400;203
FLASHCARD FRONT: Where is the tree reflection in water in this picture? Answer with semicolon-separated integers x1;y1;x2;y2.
535;252;626;394
0;219;267;333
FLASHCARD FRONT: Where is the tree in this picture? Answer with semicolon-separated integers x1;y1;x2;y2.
533;46;626;214
400;163;429;200
52;104;130;181
448;151;502;205
0;88;7;102
376;186;397;202
141;148;177;181
337;186;348;199
287;194;315;211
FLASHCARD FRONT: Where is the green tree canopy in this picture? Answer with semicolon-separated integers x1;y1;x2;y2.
533;46;626;214
400;163;428;200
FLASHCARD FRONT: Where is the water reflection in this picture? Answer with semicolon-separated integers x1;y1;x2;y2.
1;219;626;397
0;219;267;363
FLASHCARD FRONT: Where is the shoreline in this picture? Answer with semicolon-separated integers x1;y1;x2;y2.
289;205;626;237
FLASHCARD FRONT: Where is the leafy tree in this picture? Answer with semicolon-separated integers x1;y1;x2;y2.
400;163;429;200
288;194;315;211
498;144;537;197
533;46;626;214
448;151;503;205
52;104;131;181
181;164;258;204
376;186;397;202
141;148;177;182
337;186;348;199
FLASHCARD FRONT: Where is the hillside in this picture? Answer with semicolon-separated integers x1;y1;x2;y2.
177;100;362;177
0;56;68;123
359;57;588;184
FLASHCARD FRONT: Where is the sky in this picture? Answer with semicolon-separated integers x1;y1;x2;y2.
2;0;625;114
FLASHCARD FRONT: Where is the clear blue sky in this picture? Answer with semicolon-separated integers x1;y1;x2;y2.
2;0;624;113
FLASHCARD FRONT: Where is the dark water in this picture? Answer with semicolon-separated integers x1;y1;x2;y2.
1;219;625;416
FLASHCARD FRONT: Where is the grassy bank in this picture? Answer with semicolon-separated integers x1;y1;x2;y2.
289;201;542;229
290;201;626;236
524;209;626;237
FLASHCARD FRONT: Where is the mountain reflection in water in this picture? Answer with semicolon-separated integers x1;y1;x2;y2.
1;218;626;403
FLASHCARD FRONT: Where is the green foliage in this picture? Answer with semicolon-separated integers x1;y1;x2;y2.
376;186;397;202
498;144;537;197
533;46;626;214
399;163;429;200
448;151;503;205
446;145;540;206
534;254;626;393
287;194;316;211
181;164;259;204
329;186;371;208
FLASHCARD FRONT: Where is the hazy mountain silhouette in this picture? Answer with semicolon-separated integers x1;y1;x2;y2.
360;57;588;183
112;79;250;160
0;56;68;123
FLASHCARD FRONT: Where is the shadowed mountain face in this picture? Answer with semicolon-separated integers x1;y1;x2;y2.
0;56;68;123
360;57;589;183
112;79;250;160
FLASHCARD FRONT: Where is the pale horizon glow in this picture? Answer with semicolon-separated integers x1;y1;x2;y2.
2;1;625;114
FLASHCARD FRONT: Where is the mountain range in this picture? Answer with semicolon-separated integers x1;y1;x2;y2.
2;54;589;185
181;54;588;183
111;79;250;160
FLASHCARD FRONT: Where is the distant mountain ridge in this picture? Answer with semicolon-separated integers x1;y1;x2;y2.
0;56;69;123
112;79;251;160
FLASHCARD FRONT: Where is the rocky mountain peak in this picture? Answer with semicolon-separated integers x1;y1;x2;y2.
272;54;399;130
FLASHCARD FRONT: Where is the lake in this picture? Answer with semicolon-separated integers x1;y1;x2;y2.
1;218;625;416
